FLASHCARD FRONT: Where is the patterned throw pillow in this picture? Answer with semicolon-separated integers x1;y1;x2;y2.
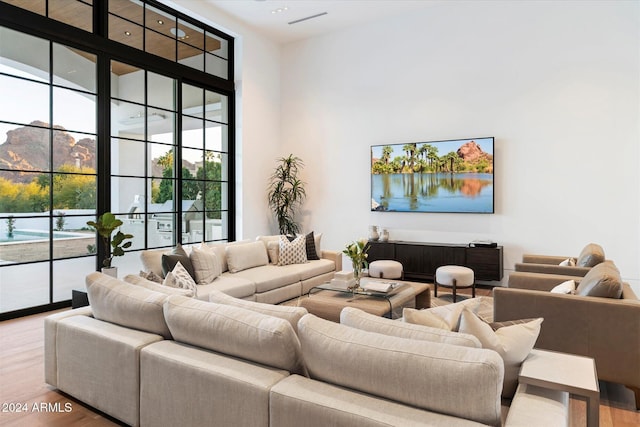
304;231;320;260
139;270;163;283
163;261;197;297
278;235;308;266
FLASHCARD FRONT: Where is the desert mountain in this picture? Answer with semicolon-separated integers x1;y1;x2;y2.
456;140;492;162
0;121;96;183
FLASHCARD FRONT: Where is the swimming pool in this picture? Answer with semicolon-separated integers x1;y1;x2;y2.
0;230;90;243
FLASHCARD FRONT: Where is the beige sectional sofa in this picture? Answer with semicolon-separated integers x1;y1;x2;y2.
495;265;640;409
514;242;606;277
45;272;570;427
139;235;341;304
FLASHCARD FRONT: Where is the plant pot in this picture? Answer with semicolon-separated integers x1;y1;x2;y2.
101;267;118;278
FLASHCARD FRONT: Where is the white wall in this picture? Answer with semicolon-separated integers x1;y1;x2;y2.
168;0;283;239
280;1;640;290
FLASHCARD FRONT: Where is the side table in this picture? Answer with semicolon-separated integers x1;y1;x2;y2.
519;349;600;427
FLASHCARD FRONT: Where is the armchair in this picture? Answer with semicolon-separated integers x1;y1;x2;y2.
515;242;605;277
494;270;640;409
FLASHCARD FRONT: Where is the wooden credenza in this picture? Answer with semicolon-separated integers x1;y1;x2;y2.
367;241;503;282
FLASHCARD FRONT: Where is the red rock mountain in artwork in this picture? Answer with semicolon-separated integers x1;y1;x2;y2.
0;121;96;183
456;140;491;162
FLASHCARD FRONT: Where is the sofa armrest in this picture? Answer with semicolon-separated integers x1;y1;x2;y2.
522;254;570;265
515;262;591;277
504;384;569;427
508;271;581;292
321;250;342;271
493;287;640;391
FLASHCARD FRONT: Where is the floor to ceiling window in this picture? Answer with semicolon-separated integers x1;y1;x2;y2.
0;0;234;320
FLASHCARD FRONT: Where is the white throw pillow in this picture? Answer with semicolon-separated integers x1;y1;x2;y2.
550;279;576;294
559;258;576;267
163;262;197;297
225;241;269;273
190;243;221;285
267;240;280;265
278;235;307;266
459;308;543;398
403;298;481;331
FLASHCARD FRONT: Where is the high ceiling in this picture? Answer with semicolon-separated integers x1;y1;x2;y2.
204;0;437;44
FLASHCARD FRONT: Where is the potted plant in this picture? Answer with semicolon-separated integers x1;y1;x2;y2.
343;239;370;290
86;212;133;277
267;154;306;235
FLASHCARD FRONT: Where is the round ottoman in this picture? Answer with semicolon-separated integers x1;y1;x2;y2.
434;265;475;303
368;260;403;280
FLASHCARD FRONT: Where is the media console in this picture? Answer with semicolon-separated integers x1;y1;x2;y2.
367;241;503;282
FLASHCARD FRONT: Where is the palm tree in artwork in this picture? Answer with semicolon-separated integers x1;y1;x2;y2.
381;146;393;165
444;152;459;173
402;143;417;172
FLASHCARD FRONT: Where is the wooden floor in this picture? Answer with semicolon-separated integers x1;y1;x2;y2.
1;293;639;427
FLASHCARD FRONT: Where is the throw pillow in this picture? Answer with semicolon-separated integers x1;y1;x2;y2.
190;243;221;285
163;261;197;297
139;270;163;283
550;279;576;294
304;231;320;260
403;298;481;331
267;241;280;265
124;274;194;297
459;308;543;398
278;234;307;266
576;243;605;267
558;258;576;267
225;241;269;273
575;261;623;298
161;244;196;280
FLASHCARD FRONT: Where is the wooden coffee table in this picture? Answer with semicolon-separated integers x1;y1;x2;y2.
299;280;430;322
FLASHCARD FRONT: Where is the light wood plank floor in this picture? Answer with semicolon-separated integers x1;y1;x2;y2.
1;298;639;427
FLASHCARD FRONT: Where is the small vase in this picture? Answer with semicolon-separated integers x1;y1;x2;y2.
351;262;362;291
380;229;389;242
369;226;379;241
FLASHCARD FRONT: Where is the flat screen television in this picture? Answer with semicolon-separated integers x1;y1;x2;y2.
371;137;494;213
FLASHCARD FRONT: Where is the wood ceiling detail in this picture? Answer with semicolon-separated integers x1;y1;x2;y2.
5;0;223;76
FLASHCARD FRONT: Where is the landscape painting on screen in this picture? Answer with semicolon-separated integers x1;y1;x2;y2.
371;137;494;213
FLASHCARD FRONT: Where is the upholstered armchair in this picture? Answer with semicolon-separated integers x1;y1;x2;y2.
514;242;605;277
494;266;640;409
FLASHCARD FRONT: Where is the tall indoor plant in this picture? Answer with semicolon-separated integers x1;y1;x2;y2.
87;212;133;276
267;154;306;235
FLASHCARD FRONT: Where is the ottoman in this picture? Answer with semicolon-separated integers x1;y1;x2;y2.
368;260;403;279
434;265;475;303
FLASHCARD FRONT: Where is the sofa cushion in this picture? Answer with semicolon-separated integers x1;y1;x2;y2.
162;244;196;280
190;243;221;284
225;241;269;273
196;274;256;300
403;298;481;331
123;273;194;297
340;307;481;348
575;261;623;298
297;314;503;426
576;243;605;267
163;295;306;374
232;265;301;294
208;289;307;332
140;249;168;278
459;308;542;398
278;235;308;266
85;271;172;339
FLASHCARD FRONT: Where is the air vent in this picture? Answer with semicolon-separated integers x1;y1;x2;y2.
288;12;328;25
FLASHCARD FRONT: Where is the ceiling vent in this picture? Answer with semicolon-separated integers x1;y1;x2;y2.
288;12;328;25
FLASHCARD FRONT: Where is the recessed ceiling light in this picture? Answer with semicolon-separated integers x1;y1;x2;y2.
157;19;164;25
271;6;288;14
170;27;186;38
124;31;132;36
